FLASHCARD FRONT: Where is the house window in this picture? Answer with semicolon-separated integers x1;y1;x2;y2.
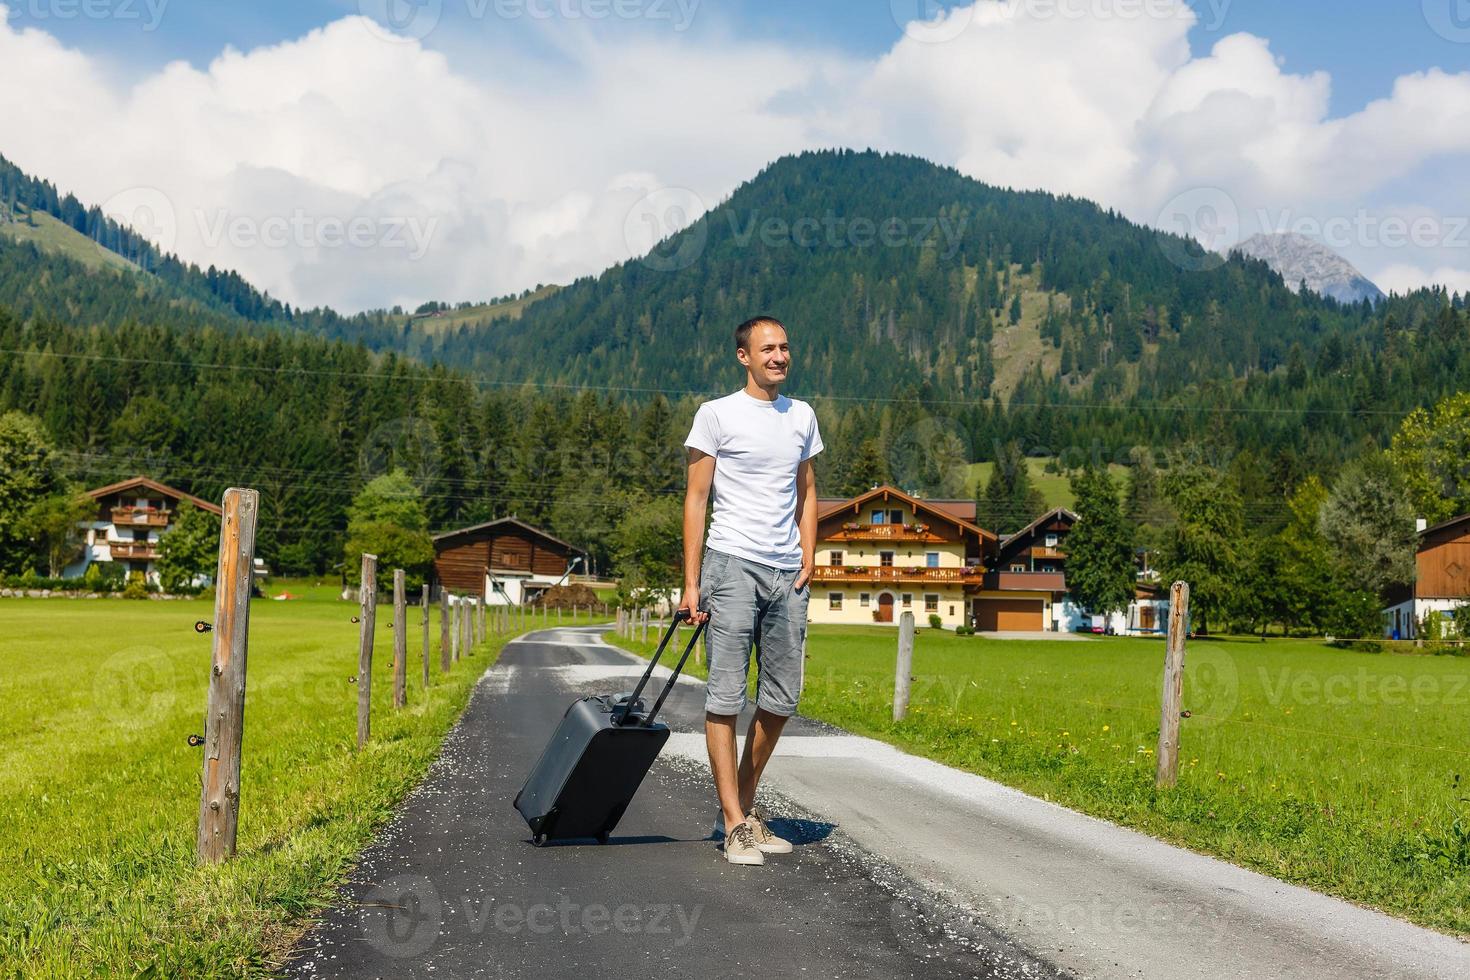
859;592;871;607
828;592;843;611
1011;564;1027;572
948;604;955;616
926;552;940;568
890;509;905;524
830;550;843;566
880;551;895;567
1045;533;1059;548
924;594;939;612
901;593;912;608
871;509;885;524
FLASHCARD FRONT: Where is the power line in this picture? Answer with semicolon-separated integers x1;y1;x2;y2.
0;344;1428;417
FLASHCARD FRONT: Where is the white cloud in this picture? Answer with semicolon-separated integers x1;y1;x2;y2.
1375;264;1470;298
1;0;1469;309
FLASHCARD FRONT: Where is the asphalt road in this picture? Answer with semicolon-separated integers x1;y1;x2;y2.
284;626;1063;980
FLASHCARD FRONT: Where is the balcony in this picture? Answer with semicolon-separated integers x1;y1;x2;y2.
832;522;944;543
1026;546;1066;560
112;507;171;528
813;565;981;585
109;540;159;561
979;570;1066;593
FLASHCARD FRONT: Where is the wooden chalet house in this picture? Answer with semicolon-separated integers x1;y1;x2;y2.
812;486;997;628
1383;514;1470;639
980;507;1077;631
66;476;223;585
432;517;588;605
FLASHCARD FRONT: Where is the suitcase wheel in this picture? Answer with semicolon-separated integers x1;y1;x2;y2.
532;832;549;847
595;830;610;845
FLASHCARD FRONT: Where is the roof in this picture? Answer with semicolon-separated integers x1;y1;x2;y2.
1000;507;1079;548
432;516;585;555
85;476;223;515
817;485;997;542
1420;513;1470;540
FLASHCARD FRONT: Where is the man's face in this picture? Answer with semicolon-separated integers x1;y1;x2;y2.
739;322;790;386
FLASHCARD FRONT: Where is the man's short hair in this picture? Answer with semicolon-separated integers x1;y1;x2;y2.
735;315;785;353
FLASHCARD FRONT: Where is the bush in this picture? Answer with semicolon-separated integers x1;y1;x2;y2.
928;614;943;629
122;572;149;600
533;583;601;609
955;624;975;636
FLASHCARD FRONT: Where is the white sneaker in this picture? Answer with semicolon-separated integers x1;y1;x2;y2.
746;805;793;854
723;819;765;866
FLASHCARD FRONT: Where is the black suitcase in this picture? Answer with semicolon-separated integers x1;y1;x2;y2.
513;608;707;846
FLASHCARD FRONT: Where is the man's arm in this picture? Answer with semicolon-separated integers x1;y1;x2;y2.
680;447;716;623
794;457;817;590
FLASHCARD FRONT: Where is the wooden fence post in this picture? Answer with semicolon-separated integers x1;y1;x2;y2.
894;610;915;722
439;590;450;673
392;569;407;709
451;595;460;662
420;585;430;689
196;487;259;864
1156;581;1191;788
479;596;486;642
356;553;377;751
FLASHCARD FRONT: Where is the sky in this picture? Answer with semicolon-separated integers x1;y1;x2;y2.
2;0;1469;311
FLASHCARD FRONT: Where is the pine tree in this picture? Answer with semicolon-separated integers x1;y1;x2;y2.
1065;467;1134;616
1158;458;1244;634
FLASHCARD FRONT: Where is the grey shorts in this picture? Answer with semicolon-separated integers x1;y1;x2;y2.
699;547;810;717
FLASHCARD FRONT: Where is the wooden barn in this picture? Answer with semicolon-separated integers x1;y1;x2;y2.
1382;513;1470;639
431;518;587;605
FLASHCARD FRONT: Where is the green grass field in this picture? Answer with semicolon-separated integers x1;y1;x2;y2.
407;285;560;334
961;457;1129;508
0;205;139;275
0;586;604;977
607;623;1470;936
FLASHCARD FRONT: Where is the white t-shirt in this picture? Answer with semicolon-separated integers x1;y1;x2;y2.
684;389;824;570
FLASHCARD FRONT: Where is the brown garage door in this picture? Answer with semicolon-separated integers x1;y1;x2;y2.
975;598;1044;631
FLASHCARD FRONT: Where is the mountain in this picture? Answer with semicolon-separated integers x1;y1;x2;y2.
2;147;1468;572
1229;232;1385;304
433;150;1376;403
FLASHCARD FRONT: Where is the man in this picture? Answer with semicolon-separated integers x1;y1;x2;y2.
679;315;823;866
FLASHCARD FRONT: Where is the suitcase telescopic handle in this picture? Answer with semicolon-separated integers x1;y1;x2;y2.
644;616;707;727
620;606;707;727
